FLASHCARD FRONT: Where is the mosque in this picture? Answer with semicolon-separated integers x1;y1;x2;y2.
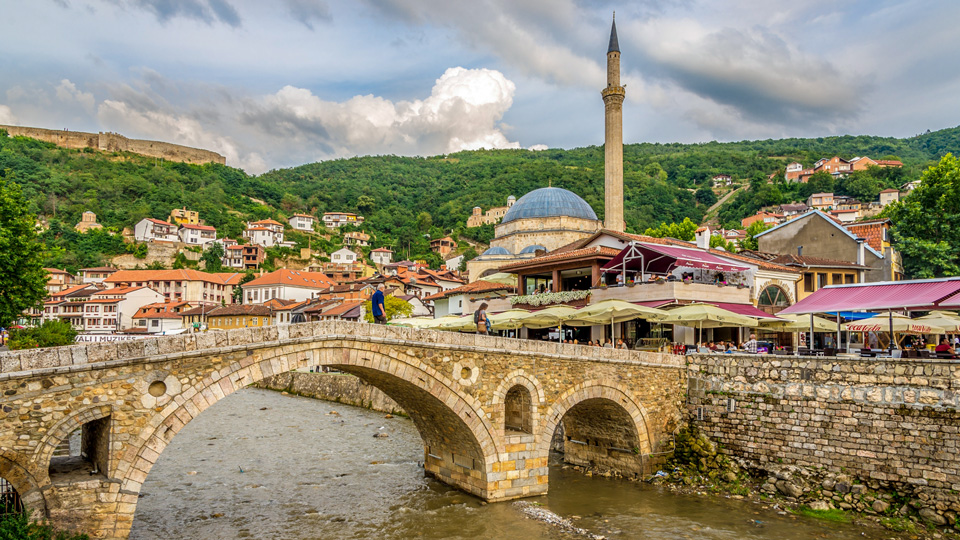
466;16;626;281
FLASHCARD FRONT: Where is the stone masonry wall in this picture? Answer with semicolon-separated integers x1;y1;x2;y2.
254;371;403;415
686;354;960;504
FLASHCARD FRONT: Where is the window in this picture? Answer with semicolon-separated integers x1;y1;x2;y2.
757;286;789;308
151;320;159;327
803;273;814;292
252;317;258;325
817;273;828;288
845;274;856;284
832;273;842;284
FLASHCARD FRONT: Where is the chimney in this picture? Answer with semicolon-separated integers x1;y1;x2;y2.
695;226;710;249
797;246;803;256
856;238;865;266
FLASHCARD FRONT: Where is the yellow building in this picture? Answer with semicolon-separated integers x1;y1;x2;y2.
180;304;273;331
168;207;200;225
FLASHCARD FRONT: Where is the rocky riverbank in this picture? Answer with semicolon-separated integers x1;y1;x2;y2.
650;426;960;539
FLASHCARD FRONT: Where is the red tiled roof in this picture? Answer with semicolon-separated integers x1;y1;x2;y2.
844;221;887;252
44;268;73;275
250;219;284;226
106;269;239;285
180;223;216;231
499;245;621;271
80;267;117;272
147;218;177;227
423;280;515;301
371;247;393;252
91;286;149;296
880;188;900;193
875;160;903;167
321;301;363;318
206;304;273;317
244;269;335;289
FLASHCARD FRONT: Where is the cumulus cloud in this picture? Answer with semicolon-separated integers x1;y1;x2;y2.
528;144;548;151
283;0;329;30
98;99;266;173
241;67;520;157
0;105;18;124
117;0;242;26
55;79;96;113
630;18;863;126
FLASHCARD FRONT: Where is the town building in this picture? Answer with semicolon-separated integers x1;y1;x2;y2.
466;196;516;227
178;223;217;246
45;268;79;293
194;304;274;330
241;269;335;304
784;162;805;182
131;301;193;334
134;218;179;243
288;213;316;232
322;212;364;228
84;286;165;333
806;192;834;211
104;269;241;304
41;284;100;328
344;231;370;247
74;211;104;232
740;252;866;301
711;174;732;187
330;247;358;264
741;211;783;228
829;208;861;223
395;294;432;317
370;247;393;266
755;210;902;282
879;188;901;206
429;236;458;256
425;281;515;318
814;156;853;177
313;301;364;321
222;244;264;269
168;207;200;225
243;219;286;248
79;267;117;284
778;203;808;217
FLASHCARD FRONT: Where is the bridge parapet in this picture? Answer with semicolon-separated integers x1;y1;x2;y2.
0;321;682;378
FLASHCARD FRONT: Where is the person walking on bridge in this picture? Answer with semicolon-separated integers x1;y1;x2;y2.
474;303;491;335
371;284;387;324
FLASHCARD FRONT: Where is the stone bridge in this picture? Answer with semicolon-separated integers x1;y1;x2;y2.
0;321;684;539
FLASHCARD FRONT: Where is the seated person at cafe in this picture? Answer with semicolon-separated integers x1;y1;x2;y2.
935;338;956;356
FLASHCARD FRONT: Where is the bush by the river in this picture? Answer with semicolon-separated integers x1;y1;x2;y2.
0;508;89;539
8;320;78;350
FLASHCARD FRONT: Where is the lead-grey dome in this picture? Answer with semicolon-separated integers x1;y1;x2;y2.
500;187;598;224
519;244;547;254
482;246;512;256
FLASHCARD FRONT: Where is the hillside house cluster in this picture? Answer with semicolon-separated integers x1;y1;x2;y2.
784;155;903;183
323;212;364;228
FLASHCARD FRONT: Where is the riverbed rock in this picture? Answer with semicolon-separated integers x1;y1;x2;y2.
919;507;947;526
373;432;389;438
809;500;832;511
776;481;803;498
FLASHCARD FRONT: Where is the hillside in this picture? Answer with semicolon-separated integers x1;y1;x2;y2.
3;125;959;270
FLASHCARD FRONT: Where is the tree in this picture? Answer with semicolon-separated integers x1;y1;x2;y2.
643;217;699;241
884;154;960;278
363;295;413;323
800;171;835;199
739;221;772;251
202;242;225;272
839;170;880;202
695;187;717;207
8;320;78;349
709;234;737;252
459;246;479;271
0;178;48;328
233;271;257;303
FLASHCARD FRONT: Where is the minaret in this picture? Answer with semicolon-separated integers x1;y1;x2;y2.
602;14;625;232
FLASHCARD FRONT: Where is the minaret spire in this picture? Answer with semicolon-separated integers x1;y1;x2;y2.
602;13;625;232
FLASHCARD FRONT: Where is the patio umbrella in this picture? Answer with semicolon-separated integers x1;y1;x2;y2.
563;299;669;342
519;305;581;341
760;313;836;332
488;309;532;330
418;314;462;330
661;303;759;345
482;273;518;286
390;317;436;328
438;314;478;332
843;314;945;348
911;311;960;333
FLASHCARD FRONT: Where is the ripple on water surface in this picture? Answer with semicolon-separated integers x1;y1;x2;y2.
130;388;888;540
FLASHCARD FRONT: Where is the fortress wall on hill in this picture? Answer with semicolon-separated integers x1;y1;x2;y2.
0;125;226;165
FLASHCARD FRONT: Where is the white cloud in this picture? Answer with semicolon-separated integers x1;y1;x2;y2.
0;105;17;124
528;144;548;151
97;99;267;173
55;79;96;113
243;66;520;157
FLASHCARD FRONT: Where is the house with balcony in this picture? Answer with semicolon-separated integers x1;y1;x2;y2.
178;223;217;246
134;218;179;242
222;244;264;269
322;212;364;228
241;269;335;304
370;247;393;266
288;213;316;232
41;284;100;328
429;236;458;256
243;219;286;248
344;231;370;247
80;267;118;284
806;193;834;211
168;207;200;225
105;269;241;304
84;286;165;333
45;268;79;293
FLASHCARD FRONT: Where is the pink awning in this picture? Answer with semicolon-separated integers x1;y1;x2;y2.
779;278;960;315
602;242;749;274
710;302;782;320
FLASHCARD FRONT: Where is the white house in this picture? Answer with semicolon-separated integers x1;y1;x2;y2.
134;218;179;243
879;189;901;206
243;219;286;247
85;286;165;332
288;213;316;231
242;269;336;304
131;301;192;334
178;223;217;246
331;247;358;264
370;247;393;265
323;212;364;228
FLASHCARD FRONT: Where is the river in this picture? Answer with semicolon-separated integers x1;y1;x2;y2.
129;388;888;539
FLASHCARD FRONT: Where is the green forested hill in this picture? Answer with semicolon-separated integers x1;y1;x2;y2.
2;125;958;270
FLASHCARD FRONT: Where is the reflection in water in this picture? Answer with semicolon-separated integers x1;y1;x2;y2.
130;388;883;539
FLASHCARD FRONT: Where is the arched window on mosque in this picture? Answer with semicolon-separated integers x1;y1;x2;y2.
757;285;790;314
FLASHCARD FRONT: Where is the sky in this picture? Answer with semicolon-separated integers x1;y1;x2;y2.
1;0;959;174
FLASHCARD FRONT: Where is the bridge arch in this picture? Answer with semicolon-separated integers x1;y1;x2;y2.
490;370;545;436
116;341;502;512
34;405;113;482
0;451;53;515
540;381;654;475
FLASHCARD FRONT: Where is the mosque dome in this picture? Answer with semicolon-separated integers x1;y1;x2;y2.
519;244;547;254
500;187;598;224
482;246;512;256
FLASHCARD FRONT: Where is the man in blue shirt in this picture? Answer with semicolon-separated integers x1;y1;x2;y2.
371;284;387;324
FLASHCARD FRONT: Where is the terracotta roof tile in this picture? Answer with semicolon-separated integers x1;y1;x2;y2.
499;246;621;271
423;280;515;301
321;301;363;317
244;269;335;289
106;269;238;285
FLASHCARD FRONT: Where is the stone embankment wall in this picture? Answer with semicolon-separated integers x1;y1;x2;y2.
254;371;404;415
687;354;960;523
0;125;225;165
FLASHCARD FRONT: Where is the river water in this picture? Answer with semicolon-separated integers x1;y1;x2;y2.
130;388;888;540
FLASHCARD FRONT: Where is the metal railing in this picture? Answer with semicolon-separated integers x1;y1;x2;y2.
1;477;23;515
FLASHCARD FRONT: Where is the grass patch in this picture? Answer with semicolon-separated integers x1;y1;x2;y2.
789;506;852;523
879;516;919;533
